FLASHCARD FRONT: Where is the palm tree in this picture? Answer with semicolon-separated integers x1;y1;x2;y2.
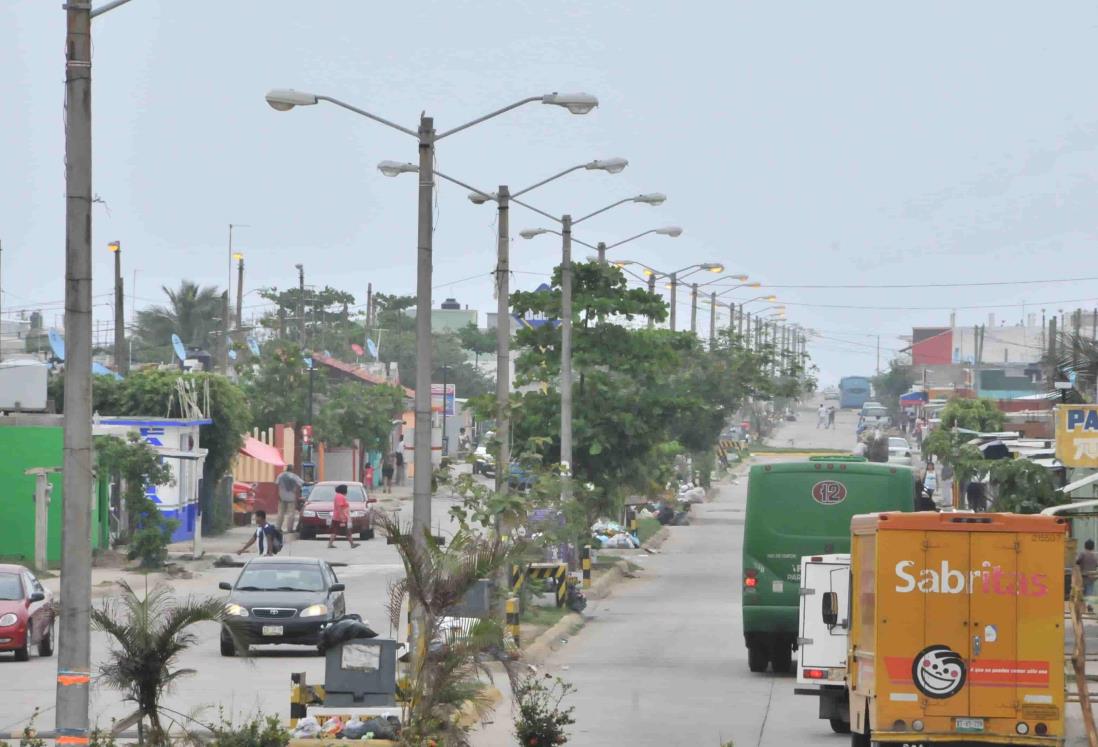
91;581;225;745
134;281;224;360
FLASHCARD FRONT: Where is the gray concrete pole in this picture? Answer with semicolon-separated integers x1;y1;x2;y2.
413;116;435;546
113;244;127;374
235;257;244;330
709;292;717;348
669;273;678;331
494;186;511;494
596;241;606;265
690;283;698;334
59;0;94;737
647;274;656;329
221;291;230;371
729;302;736;337
297;264;306;344
560;214;574;494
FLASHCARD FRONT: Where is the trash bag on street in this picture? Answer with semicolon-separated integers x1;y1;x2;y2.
681;486;706;504
341;717;369;740
321;716;344;736
290;717;320;739
656;505;675;525
360;717;399;740
318;613;378;652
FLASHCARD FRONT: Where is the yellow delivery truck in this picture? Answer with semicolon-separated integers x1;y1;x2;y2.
848;512;1067;746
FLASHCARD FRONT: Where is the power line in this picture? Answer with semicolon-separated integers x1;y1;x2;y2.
706;275;1098;290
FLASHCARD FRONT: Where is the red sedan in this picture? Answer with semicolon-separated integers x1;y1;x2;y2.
298;481;377;541
0;564;55;661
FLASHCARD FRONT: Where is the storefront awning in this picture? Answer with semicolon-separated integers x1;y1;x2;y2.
239;436;286;468
1060;471;1098;494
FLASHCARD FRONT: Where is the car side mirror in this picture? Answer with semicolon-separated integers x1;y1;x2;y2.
29;591;45;603
329;583;345;593
822;591;839;627
218;582;232;591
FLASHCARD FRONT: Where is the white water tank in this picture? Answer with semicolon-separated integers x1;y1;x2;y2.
0;359;49;411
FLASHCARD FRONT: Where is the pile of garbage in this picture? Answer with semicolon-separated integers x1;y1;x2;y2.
291;714;401;741
590;518;640;549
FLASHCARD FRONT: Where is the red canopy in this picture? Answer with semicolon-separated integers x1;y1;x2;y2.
239;436;286;469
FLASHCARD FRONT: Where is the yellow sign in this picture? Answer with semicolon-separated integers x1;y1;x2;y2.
1055;404;1098;468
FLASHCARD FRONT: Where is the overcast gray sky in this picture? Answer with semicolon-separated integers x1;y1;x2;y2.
4;1;1098;384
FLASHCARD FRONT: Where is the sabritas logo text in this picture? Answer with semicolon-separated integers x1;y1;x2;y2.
895;560;1049;596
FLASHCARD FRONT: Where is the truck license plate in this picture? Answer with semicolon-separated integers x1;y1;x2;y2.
955;718;984;732
261;625;283;636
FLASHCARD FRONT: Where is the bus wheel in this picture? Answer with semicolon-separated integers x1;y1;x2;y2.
770;643;793;673
829;718;850;734
747;643;769;673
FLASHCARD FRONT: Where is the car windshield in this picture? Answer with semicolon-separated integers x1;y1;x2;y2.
235;564;325;592
306;484;367;504
0;574;23;600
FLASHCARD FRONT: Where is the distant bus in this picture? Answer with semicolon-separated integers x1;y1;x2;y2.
838;376;871;409
740;458;914;674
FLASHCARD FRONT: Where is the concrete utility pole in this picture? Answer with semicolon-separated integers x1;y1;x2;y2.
295;263;306;344
690;282;698;334
647;275;656;329
669;272;678;331
708;292;717;347
494;185;511;493
59;0;94;738
109;241;127;374
26;468;60;573
220;291;230;371
234;253;244;330
560;214;574;495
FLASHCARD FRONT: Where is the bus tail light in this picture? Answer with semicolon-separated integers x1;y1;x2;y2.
803;668;826;679
745;569;758;588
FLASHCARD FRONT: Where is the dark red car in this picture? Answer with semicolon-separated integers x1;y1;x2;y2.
298;481;377;541
0;564;55;661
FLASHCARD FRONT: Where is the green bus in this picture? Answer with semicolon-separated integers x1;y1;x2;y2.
741;458;914;673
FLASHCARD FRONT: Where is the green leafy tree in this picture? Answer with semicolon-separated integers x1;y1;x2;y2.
989;459;1059;514
239;341;321;431
457;321;497;366
872;361;916;419
91;582;225;745
314;382;405;474
257;285;356;345
133;281;224;361
940;397;1006;432
96;434;177;568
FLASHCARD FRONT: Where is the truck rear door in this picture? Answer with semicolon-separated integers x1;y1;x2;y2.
920;529;971;719
967;531;1020;719
798;558;849;680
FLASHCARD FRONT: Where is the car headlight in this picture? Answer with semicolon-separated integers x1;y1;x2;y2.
299;604;329;618
0;613;18;627
302;510;316;518
224;604;249;617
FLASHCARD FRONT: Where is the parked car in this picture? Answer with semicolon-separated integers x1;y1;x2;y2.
0;564;55;661
887;436;913;465
219;556;347;656
472;445;495;477
508;462;537;492
860;401;883;414
298;481;376;541
823;387;840;401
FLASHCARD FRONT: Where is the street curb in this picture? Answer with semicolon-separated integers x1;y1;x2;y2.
643;526;671;551
522;611;585;664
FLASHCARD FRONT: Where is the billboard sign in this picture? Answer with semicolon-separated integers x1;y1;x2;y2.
1055;405;1098;467
431;383;456;416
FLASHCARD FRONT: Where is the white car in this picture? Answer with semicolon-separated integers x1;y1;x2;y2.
887;436;913;465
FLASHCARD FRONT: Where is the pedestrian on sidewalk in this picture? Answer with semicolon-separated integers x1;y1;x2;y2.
394;442;405;485
275;466;304;533
1076;539;1098;596
327;484;359;549
239;510;280;556
381;456;394;494
939;461;955;507
922;459;938;502
827;406;836;429
817;403;827;429
363;462;375;490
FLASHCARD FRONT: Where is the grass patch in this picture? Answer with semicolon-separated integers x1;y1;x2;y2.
637;517;662;545
521;604;569;628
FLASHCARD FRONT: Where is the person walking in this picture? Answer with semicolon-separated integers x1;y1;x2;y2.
394;440;406;485
327;484;359;549
922;459;938;502
363;462;375;490
817;403;827;429
827;406;836;429
381;456;395;494
238;510;281;556
939;461;955;507
1076;539;1098;596
275;466;304;533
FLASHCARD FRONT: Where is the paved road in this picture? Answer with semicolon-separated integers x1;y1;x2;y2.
472;398;859;747
0;480;471;735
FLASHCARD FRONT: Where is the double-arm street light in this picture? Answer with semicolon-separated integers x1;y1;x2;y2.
375;157;628;494
640;262;724;331
518;194;671;493
265;88;597;556
701;279;762;346
591;220;678;264
683;273;749;336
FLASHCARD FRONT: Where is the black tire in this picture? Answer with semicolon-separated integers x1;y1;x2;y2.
830;718;850;734
38;621;54;657
770;642;793;673
299;527;316;540
359;527;375;541
14;625;31;662
747;643;769;673
220;630;236;657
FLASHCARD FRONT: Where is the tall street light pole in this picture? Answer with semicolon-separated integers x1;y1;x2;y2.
59;0;135;738
109;241;127;374
295;263;306;344
378;157;628;494
234;253;244;330
594;222;677;264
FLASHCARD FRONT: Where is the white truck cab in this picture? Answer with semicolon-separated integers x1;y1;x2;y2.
794;553;851;734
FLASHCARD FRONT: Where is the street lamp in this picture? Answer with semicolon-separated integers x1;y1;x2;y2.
233;252;245;331
265;91;598;643
378;157;627;494
648;262;724;331
594;224;681;264
107;241;127;375
519;194;671;494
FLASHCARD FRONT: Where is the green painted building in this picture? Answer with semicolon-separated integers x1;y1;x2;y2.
0;415;109;567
